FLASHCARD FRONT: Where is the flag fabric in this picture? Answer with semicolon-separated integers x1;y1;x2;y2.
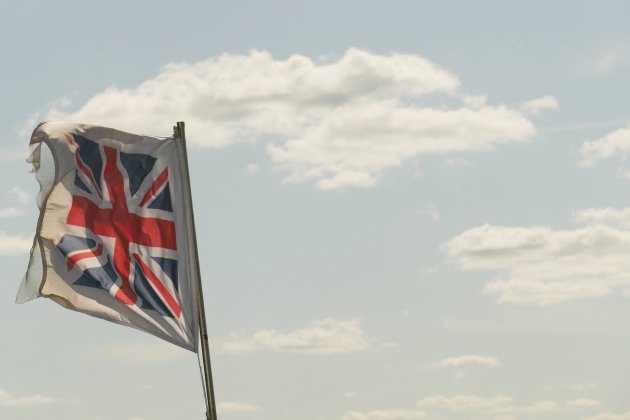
17;122;199;351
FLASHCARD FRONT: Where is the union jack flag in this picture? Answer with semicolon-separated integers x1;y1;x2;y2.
19;122;198;351
59;133;181;318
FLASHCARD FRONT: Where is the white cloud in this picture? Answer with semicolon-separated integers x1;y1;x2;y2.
521;95;559;115
417;394;513;413
0;231;32;256
417;395;560;418
580;126;630;167
574;207;630;228
591;49;624;73
566;398;601;408
222;318;368;354
571;382;599;391
444;220;630;305
10;187;31;205
443;157;473;167
418;204;440;222
433;355;501;369
589;412;630;420
0;207;23;218
340;410;426;420
217;402;260;413
0;389;59;406
45;48;539;190
246;163;260;174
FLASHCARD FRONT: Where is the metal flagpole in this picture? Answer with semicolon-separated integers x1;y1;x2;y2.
174;121;218;420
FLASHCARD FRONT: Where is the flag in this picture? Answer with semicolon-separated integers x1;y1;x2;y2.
17;122;200;351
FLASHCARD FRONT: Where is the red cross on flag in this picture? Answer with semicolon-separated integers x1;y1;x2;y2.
17;122;201;351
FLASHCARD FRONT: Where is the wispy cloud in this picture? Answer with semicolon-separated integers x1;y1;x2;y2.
588;411;630;420
444;217;630;306
567;398;601;408
590;48;625;74
44;49;542;190
574;207;630;228
0;231;31;256
0;389;63;407
9;187;31;205
433;355;501;369
217;402;261;413
417;394;560;418
0;207;23;219
340;409;426;420
222;318;368;354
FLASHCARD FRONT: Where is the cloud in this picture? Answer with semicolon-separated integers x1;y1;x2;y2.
340;410;426;420
9;187;31;205
521;95;559;115
0;231;32;256
574;207;630;228
418;204;440;222
590;49;624;73
45;48;541;190
566;398;601;408
221;318;368;354
417;395;560;418
417;394;513;413
580;126;630;167
0;389;61;407
433;355;501;369
217;402;260;413
443;219;630;305
589;412;630;420
443;157;473;167
246;164;260;174
0;208;23;219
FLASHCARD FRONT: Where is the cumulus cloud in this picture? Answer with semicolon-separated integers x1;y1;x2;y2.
221;318;368;354
0;389;60;406
340;410;426;420
443;219;630;305
44;48;541;190
0;231;32;256
521;96;559;115
217;402;260;413
433;355;501;369
580;126;630;167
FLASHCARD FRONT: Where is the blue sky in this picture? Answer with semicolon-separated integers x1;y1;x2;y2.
2;1;630;419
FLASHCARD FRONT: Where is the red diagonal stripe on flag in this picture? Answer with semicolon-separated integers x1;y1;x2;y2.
133;253;182;318
139;168;169;207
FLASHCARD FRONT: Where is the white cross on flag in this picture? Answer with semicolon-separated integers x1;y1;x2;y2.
17;122;200;351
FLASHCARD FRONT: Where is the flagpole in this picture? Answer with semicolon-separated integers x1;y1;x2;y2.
174;121;218;420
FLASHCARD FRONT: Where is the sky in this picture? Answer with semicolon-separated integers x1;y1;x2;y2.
1;1;630;419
